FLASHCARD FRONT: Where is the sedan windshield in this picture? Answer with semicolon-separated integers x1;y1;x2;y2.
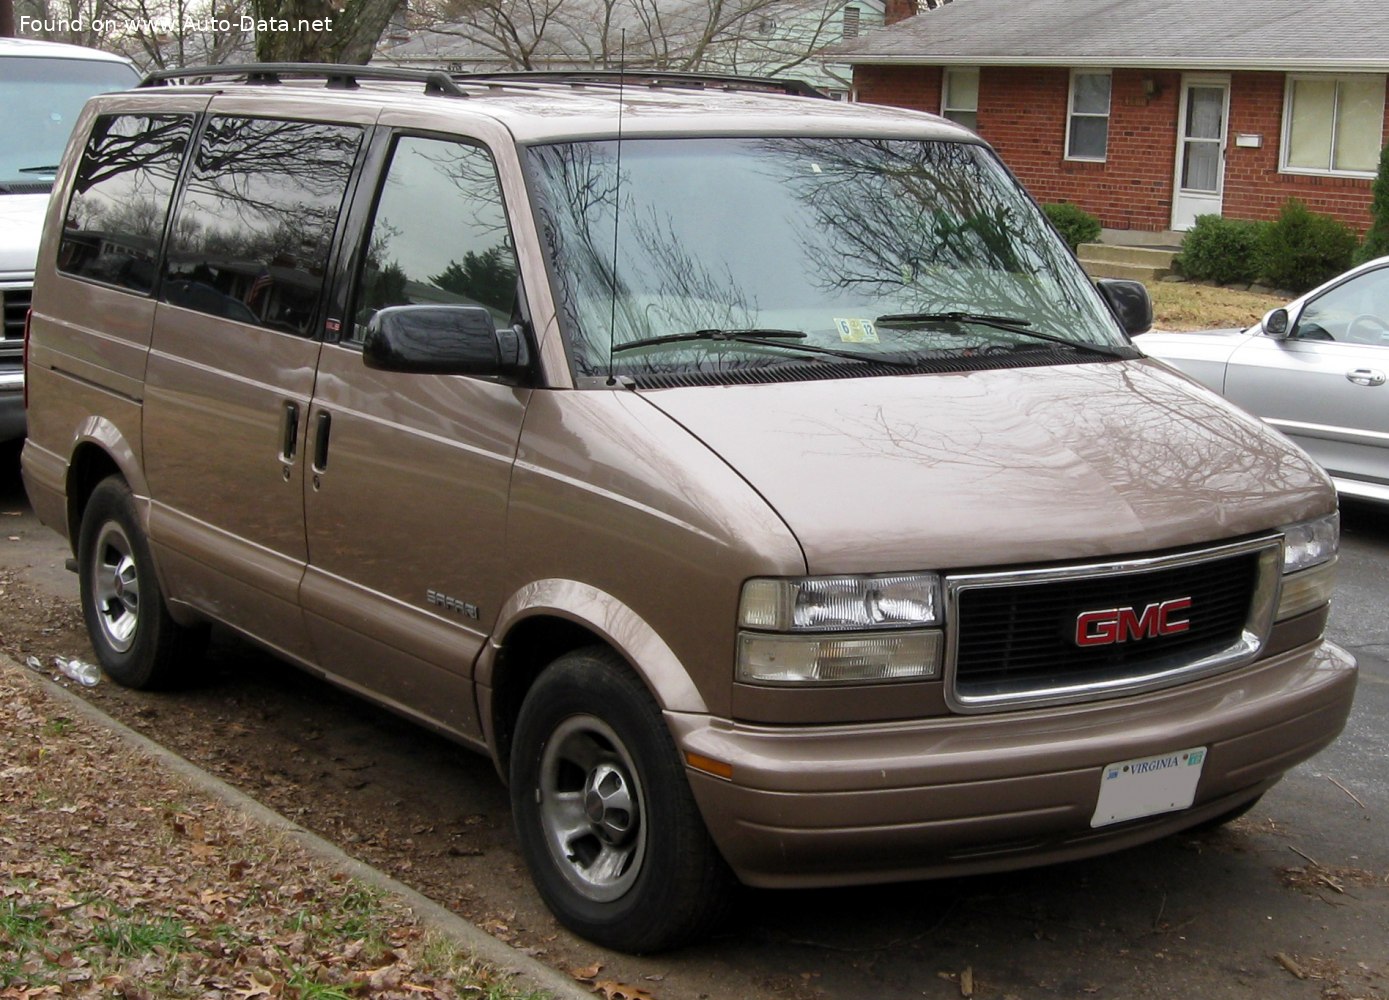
525;137;1129;382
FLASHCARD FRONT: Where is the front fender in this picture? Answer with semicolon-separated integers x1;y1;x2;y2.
478;577;709;715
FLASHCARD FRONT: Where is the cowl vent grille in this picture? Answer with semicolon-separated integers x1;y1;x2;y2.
631;349;1104;390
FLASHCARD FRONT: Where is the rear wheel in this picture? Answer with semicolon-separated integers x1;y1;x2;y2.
510;646;733;952
77;477;206;688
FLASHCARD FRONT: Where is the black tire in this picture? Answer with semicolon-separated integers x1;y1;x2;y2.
510;646;734;953
77;476;206;689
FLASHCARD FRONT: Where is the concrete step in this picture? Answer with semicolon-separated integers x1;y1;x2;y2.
1077;243;1180;269
1097;227;1185;248
1080;259;1171;282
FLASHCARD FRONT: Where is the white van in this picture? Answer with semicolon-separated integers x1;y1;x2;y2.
0;37;138;441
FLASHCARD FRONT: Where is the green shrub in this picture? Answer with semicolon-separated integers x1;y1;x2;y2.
1254;199;1356;293
1043;202;1102;252
1355;143;1389;263
1174;215;1267;284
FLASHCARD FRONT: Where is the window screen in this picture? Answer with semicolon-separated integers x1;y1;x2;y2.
1285;75;1385;175
59;114;193;293
942;68;979;132
162;116;362;335
1067;72;1111;161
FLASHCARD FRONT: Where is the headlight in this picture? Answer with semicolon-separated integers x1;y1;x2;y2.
737;574;944;685
738;573;942;631
1276;513;1339;620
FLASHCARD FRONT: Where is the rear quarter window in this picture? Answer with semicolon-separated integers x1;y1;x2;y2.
58;113;194;294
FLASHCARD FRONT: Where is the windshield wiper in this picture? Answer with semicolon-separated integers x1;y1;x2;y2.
18;165;60;174
611;327;921;368
875;311;1129;359
612;328;806;353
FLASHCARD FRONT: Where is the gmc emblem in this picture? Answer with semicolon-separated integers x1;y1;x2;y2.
1074;597;1192;647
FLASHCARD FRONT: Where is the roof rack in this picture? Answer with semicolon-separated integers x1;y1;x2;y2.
454;69;828;99
139;63;468;97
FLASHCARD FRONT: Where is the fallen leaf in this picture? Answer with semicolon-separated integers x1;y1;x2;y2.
594;981;656;1000
1274;952;1307;980
570;963;603;982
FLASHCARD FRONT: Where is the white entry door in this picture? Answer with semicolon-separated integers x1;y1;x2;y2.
1171;76;1231;231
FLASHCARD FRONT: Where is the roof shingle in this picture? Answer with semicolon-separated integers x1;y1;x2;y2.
835;0;1389;71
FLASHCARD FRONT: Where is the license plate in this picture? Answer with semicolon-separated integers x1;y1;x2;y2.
1091;746;1206;828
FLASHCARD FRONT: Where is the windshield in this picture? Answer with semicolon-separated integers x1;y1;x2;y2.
526;137;1128;383
0;55;139;189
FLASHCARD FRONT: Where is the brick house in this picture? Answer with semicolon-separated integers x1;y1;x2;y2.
834;0;1389;233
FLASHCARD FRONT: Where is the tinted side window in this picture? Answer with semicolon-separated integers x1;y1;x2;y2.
59;114;193;293
353;136;519;342
163;117;362;336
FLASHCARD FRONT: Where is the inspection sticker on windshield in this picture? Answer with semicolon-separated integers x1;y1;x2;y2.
835;318;879;344
1091;746;1206;827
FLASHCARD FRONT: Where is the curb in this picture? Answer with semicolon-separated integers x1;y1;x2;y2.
8;654;592;1000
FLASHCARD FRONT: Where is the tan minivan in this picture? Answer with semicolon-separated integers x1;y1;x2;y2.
22;65;1357;952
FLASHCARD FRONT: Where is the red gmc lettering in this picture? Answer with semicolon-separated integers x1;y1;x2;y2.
1075;597;1192;646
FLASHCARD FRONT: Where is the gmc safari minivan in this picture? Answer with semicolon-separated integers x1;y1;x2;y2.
22;65;1357;953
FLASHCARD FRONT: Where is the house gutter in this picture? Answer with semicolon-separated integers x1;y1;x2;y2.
842;55;1389;73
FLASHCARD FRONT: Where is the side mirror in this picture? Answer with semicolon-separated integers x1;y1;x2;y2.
363;305;528;378
1095;278;1153;336
1262;307;1290;340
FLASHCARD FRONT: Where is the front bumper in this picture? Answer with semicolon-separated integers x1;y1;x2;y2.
671;638;1356;888
0;378;23;443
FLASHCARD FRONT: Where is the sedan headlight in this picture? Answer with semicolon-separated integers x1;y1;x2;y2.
1276;513;1339;620
737;574;944;685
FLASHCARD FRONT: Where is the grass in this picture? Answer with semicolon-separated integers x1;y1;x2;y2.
0;898;52;988
1;873;551;998
1146;280;1285;331
93;913;191;957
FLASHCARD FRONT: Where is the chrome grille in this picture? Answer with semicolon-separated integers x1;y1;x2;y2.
946;537;1281;712
1;286;31;362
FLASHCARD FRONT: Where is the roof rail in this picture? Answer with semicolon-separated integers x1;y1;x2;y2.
454;69;828;99
139;62;468;97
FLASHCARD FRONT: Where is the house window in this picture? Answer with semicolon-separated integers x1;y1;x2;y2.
1066;71;1111;161
941;67;979;131
843;6;861;38
1282;74;1385;176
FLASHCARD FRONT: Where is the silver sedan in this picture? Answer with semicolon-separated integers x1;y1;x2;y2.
1139;257;1389;504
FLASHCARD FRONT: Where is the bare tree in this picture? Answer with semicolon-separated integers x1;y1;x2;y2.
104;0;252;68
251;0;404;62
392;0;847;78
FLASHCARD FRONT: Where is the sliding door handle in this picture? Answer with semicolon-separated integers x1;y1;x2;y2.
279;402;299;479
312;411;332;473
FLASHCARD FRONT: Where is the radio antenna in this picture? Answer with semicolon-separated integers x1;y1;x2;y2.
606;29;627;386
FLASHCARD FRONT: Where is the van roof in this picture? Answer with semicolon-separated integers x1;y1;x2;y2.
134;63;973;145
0;37;136;65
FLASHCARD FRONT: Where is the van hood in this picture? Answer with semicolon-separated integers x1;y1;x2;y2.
0;193;49;274
642;359;1333;573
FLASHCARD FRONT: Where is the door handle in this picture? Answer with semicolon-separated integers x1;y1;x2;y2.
280;402;299;471
312;411;332;473
1346;368;1386;387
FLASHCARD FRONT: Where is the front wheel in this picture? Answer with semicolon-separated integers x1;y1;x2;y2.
510;647;733;952
77;476;206;688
